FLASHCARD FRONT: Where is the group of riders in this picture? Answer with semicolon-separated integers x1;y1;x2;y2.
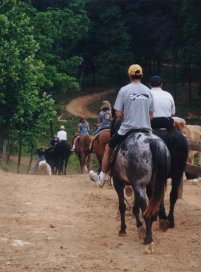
89;64;176;187
33;64;177;180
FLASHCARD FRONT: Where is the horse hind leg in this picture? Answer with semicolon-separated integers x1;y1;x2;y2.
64;157;70;175
134;188;154;253
113;178;126;236
167;174;182;228
84;153;91;173
158;200;169;231
138;189;154;247
147;185;168;232
132;191;145;240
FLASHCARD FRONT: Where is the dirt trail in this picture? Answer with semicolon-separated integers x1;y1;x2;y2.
0;169;201;272
66;89;115;118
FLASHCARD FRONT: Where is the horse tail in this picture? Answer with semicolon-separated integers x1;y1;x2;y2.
144;139;170;217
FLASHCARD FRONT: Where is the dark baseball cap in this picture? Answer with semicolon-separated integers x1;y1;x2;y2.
150;75;162;85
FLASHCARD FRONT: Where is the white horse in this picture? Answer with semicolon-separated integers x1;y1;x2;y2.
37;160;52;176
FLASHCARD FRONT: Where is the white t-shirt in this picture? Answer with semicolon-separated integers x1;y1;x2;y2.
57;130;67;141
150;87;175;117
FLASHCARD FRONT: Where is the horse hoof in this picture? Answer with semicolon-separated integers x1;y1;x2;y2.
125;185;133;197
145;242;155;254
137;226;145;240
159;219;169;231
168;222;175;228
119;230;127;237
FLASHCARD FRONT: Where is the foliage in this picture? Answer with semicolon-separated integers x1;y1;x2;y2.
0;2;56;154
183;0;201;65
82;0;133;84
29;0;89;93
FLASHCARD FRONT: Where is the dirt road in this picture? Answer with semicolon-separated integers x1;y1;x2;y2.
66;89;115;118
0;170;201;272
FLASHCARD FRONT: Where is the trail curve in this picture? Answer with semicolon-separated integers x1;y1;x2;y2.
66;89;115;118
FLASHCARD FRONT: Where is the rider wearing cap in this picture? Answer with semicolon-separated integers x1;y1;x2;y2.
89;64;155;187
149;76;175;130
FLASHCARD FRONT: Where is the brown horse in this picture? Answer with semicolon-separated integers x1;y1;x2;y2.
73;134;92;173
93;129;110;173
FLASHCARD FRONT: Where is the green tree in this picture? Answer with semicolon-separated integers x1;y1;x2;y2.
83;0;133;85
30;0;89;93
183;0;201;96
0;2;56;171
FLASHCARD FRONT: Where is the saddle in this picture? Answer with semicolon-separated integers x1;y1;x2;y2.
94;128;110;140
151;117;174;131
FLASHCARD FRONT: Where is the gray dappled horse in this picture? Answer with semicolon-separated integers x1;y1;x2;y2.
111;116;188;231
111;131;170;253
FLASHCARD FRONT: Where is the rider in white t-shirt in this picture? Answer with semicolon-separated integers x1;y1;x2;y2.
149;76;175;130
57;125;67;141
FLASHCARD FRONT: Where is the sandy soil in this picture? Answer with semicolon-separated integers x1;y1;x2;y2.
0;170;201;272
66;89;115;118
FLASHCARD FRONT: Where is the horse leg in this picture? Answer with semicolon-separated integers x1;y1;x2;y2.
64;157;69;175
133;187;154;248
136;188;154;251
167;174;182;228
78;154;84;173
146;184;158;222
132;191;145;240
158;199;169;231
147;182;168;231
85;153;91;172
143;216;154;253
113;179;126;236
58;159;64;175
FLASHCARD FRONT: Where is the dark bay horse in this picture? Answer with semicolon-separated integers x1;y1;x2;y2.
111;131;170;253
73;134;92;173
46;140;72;175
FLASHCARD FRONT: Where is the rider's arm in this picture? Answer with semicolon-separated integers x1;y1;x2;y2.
149;112;154;120
115;110;124;119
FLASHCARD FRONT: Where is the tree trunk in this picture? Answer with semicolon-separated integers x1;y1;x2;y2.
17;130;22;174
26;145;34;174
188;59;192;104
2;139;8;164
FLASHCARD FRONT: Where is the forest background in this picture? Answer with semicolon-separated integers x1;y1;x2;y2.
0;0;201;173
